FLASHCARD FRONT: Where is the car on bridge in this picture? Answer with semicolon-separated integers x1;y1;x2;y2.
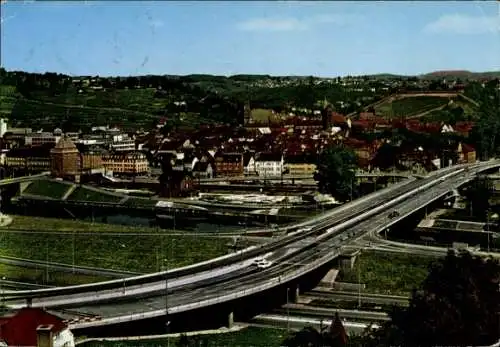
388;210;400;219
253;258;273;269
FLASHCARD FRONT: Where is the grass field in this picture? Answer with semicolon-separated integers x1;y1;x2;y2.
78;327;289;347
67;186;123;203
0;263;108;286
0;216;230;274
123;197;159;207
374;96;450;119
23;180;71;199
340;251;433;295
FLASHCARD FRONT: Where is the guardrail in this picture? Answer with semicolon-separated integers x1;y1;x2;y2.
3;165;475;302
68;163;496;329
3;175;421;301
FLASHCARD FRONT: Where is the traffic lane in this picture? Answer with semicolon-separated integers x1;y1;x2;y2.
71;171;471;316
67;246;328;317
8;257;262;309
26;167;468;316
52;169;471;317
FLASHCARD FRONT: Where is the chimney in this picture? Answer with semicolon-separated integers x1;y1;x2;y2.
36;324;54;347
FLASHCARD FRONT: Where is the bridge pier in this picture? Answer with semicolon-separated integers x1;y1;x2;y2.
227;311;234;329
338;248;361;271
26;298;32;307
294;284;300;303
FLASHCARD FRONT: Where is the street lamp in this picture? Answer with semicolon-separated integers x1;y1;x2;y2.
286;287;290;332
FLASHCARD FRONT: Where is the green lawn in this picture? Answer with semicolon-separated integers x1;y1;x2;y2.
123;197;159;207
0;263;109;286
67;186;123;203
23;180;71;199
0;216;230;273
340;251;433;295
78;327;288;347
309;299;407;312
3;215;160;233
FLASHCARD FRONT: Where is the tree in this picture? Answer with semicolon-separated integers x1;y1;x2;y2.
365;250;500;346
314;146;358;202
282;313;348;347
463;176;493;218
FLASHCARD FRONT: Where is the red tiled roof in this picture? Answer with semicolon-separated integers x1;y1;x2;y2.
0;308;67;347
331;112;347;125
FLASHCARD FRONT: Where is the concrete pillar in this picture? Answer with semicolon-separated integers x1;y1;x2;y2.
294;285;300;303
27;297;32;307
227;311;234;329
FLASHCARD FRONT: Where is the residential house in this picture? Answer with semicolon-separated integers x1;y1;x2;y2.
284;153;317;176
5;143;53;174
243;152;256;176
214;152;244;177
344;138;380;169
457;143;476;164
77;145;107;175
102;151;149;176
192;161;215;179
159;167;195;198
255;152;284;177
0;307;75;347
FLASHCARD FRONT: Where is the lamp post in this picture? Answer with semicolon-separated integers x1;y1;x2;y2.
487;209;491;253
286;287;290;332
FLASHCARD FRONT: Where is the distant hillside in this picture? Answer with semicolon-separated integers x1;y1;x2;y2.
420;70;500;80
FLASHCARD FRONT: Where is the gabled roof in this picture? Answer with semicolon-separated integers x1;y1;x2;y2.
243;151;255;166
54;135;77;150
285;153;317;165
0;308;67;347
256;152;282;162
193;161;212;172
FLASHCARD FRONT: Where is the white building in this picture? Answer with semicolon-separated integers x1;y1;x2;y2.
254;152;284;177
243;152;256;175
0;118;7;138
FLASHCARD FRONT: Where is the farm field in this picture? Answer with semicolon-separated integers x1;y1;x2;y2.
374;95;450;119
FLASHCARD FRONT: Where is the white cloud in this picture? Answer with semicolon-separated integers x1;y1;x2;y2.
237;17;307;32
0;14;16;25
237;13;360;32
423;13;500;35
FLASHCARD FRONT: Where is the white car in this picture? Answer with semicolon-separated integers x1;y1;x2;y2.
253;259;273;269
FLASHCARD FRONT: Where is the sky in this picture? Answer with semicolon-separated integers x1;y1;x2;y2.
1;1;499;77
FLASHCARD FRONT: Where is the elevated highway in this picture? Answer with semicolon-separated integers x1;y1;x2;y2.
0;172;50;187
3;161;499;332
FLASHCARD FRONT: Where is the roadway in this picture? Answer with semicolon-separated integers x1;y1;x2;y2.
5;162;499;330
2;171;424;309
3;172;420;301
0;172;50;186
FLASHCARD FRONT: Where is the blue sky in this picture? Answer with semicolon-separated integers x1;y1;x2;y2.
1;1;499;77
